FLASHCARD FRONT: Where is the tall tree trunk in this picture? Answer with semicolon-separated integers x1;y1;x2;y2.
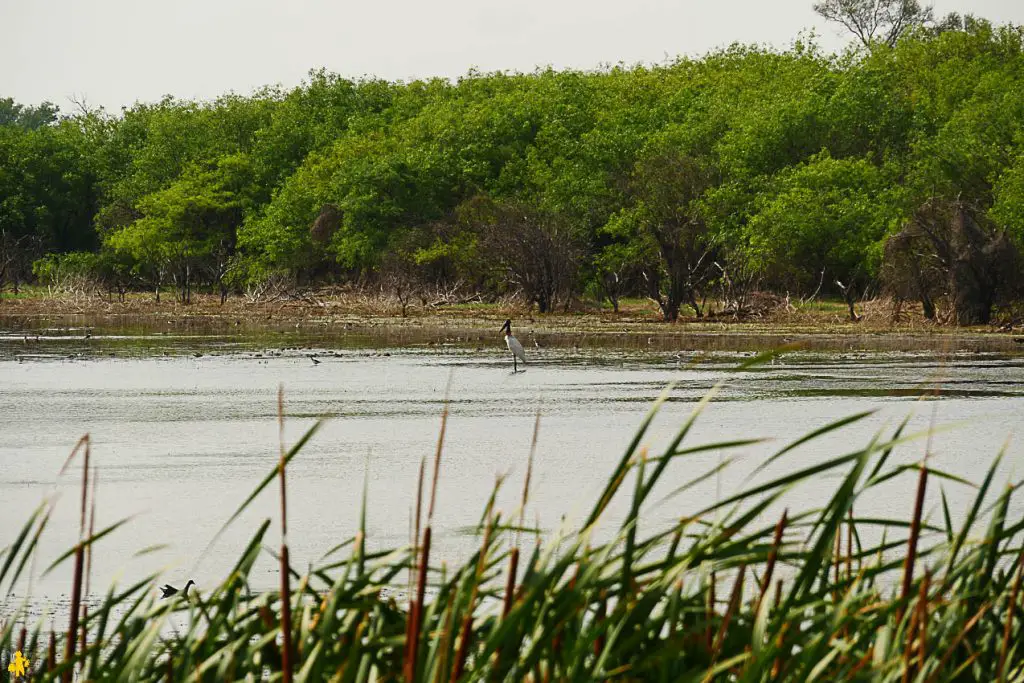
920;293;935;320
536;291;550;314
689;293;703;319
836;279;861;322
662;292;681;322
664;261;687;322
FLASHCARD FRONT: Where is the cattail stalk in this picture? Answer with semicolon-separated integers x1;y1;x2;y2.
81;466;97;664
47;630;56;672
594;591;608;658
708;565;746;675
706;571;716;653
63;435;89;683
404;457;426;666
899;463;929;625
997;549;1024;682
772;579;785;679
452;514;494;681
846;505;855;582
754;510;787;619
916;572;930;674
277;386;293;683
406;388;449;682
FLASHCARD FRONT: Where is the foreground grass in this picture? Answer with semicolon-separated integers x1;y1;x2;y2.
2;380;1024;682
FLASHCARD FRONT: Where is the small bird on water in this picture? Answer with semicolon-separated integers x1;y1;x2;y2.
160;579;195;599
501;319;526;373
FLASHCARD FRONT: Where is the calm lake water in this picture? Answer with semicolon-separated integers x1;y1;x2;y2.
2;322;1023;612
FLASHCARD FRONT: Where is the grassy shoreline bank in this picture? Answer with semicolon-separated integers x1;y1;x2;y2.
2;289;1023;354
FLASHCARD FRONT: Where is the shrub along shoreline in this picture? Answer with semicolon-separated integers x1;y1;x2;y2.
0;284;1021;325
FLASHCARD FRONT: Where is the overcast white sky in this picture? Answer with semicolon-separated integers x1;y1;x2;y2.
2;0;1022;112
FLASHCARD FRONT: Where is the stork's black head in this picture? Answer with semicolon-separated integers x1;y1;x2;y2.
501;319;512;334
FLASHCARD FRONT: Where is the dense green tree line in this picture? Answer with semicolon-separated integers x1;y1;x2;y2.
2;18;1023;323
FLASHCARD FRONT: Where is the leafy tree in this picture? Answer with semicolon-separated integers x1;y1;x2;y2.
611;138;718;321
992;152;1024;246
0;97;59;130
0;114;100;292
106;154;254;302
4;20;1024;324
743;154;902;320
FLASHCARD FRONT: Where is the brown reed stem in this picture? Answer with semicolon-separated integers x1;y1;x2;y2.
415;455;426;561
493;412;539;672
428;394;449;522
594;591;608;658
406;387;449;682
899;462;929;625
79;609;87;668
434;591;457;683
834;524;842;601
502;548;520;620
771;579;785;679
279;545;293;683
277;386;293;683
754;510;787;619
453;515;494;682
847;505;854;582
405;457;427;665
707;565;746;680
916;572;930;674
63;434;89;683
406;526;432;681
905;610;921;683
81;465;97;663
997;549;1024;682
901;596;920;683
706;571;716;654
926;602;990;683
848;646;874;677
47;630;56;672
546;559;581;683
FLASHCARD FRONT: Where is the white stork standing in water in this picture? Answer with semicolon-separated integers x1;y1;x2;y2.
501;319;526;373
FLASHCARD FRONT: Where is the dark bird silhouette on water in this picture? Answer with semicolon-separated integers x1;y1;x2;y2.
310;355;321;365
160;579;195;599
